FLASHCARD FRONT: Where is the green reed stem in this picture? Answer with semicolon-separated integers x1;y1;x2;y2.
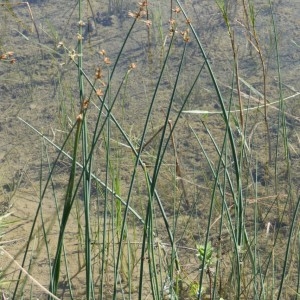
277;196;300;299
136;29;177;300
49;116;83;297
12;118;78;299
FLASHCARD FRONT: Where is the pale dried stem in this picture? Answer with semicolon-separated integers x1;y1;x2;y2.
0;248;61;300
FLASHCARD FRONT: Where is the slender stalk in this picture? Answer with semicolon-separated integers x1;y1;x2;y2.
49;116;83;297
12;119;78;300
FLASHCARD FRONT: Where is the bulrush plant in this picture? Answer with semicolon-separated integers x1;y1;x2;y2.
0;0;299;299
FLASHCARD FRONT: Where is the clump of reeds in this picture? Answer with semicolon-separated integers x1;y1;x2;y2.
1;0;299;299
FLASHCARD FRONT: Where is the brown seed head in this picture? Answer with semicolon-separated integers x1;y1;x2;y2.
142;19;152;27
76;113;83;122
138;1;148;7
82;99;89;110
78;20;85;26
181;29;190;42
104;57;111;65
96;89;103;97
99;49;106;56
172;6;181;13
77;33;84;40
129;62;137;70
57;41;64;48
95;67;102;79
169;19;177;35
